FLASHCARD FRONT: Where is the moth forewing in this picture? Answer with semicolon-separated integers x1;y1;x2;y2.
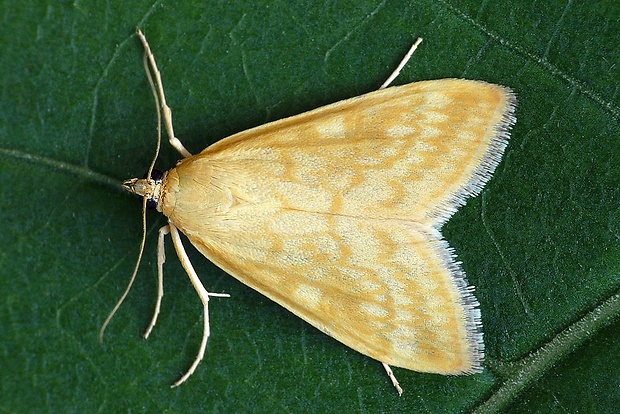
110;29;516;393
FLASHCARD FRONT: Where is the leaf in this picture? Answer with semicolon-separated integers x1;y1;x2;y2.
1;0;619;412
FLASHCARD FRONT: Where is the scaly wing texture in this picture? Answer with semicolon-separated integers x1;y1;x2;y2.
198;79;515;226
160;79;516;373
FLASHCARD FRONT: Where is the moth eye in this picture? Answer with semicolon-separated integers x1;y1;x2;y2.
145;197;159;210
142;169;164;182
141;169;164;210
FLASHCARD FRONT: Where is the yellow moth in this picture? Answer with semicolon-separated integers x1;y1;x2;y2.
101;29;516;394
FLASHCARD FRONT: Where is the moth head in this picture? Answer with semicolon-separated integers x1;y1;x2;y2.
122;169;165;211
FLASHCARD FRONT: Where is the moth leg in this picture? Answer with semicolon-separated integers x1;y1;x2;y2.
168;223;230;387
136;29;192;158
382;362;403;396
142;225;170;338
379;38;423;89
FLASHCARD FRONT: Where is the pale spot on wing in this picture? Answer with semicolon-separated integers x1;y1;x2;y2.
313;234;339;253
295;284;323;307
412;141;435;153
387;125;416;138
377;268;405;291
394;309;414;321
381;146;398;157
340;267;367;282
423;110;449;123
305;265;329;281
393;326;416;343
291;152;327;186
456;130;478;143
392;294;414;306
356;156;384;166
424;91;453;108
419;125;442;138
361;302;389;318
333;148;354;159
315;116;346;139
359;278;382;291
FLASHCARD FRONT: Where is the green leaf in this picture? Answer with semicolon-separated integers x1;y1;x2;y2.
1;1;619;412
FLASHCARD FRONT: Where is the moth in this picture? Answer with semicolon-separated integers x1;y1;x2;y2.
101;29;516;395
